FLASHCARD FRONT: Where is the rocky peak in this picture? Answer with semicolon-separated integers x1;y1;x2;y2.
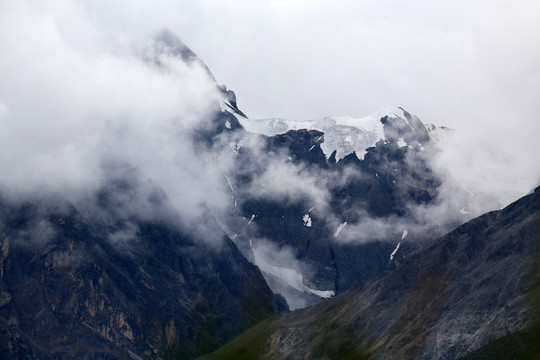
150;28;215;81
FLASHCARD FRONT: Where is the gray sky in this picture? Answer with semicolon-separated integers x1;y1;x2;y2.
1;0;539;174
157;0;540;159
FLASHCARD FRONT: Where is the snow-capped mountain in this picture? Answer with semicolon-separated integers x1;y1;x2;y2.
223;93;533;212
1;28;537;360
222;98;430;161
219;105;441;307
213;39;537;310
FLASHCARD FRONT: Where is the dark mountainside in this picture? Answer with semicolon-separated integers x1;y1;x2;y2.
199;186;540;360
231;113;442;298
0;166;281;359
219;103;447;307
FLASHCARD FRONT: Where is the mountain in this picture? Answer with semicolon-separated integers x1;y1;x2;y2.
1;28;536;360
217;83;535;309
140;30;532;311
234;106;429;161
151;28;214;80
218;98;468;308
0;164;283;359
198;186;540;360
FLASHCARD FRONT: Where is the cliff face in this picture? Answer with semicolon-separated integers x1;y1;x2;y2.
227;113;443;308
0;171;280;360
199;187;540;360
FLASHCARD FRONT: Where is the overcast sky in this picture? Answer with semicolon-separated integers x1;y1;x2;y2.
147;0;540;158
2;0;539;167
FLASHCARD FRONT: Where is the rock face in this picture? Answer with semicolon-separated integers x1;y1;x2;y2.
224;109;443;307
0;167;280;359
143;29;451;309
199;186;540;360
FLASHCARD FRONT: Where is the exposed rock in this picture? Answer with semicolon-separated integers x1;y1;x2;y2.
0;169;279;359
199;187;540;359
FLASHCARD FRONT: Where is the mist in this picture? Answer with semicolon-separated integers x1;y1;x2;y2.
2;1;538;314
0;1;240;234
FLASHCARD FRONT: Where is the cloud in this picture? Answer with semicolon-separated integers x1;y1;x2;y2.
246;158;330;210
0;1;234;232
250;238;326;310
154;0;539;167
1;1;537;254
15;220;57;248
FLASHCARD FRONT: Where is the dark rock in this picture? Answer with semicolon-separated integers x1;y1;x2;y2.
0;168;279;359
200;187;540;360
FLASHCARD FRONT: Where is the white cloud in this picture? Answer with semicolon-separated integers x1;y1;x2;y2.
247;159;330;210
0;1;230;229
1;0;538;248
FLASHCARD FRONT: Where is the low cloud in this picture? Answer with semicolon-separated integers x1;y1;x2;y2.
250;238;328;310
329;124;540;245
246;158;330;211
0;1;237;235
429;128;540;205
16;220;57;248
2;1;538;273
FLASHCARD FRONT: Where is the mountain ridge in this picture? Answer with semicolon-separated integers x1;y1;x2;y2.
198;186;540;359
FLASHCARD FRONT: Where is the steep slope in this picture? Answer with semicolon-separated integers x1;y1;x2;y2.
456;328;540;360
199;186;540;360
0;166;280;359
143;29;520;312
224;108;444;308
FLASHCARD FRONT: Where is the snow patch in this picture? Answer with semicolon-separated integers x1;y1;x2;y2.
225;120;231;129
248;214;256;224
397;138;408;148
224;175;236;207
334;222;347;237
401;229;408;240
234;106;412;161
390;242;401;261
229;141;241;155
302;214;312;227
250;242;334;299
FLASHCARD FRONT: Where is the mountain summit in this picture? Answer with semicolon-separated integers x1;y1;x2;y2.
230;106;430;160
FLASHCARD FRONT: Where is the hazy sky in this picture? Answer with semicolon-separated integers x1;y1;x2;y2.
1;0;539;166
